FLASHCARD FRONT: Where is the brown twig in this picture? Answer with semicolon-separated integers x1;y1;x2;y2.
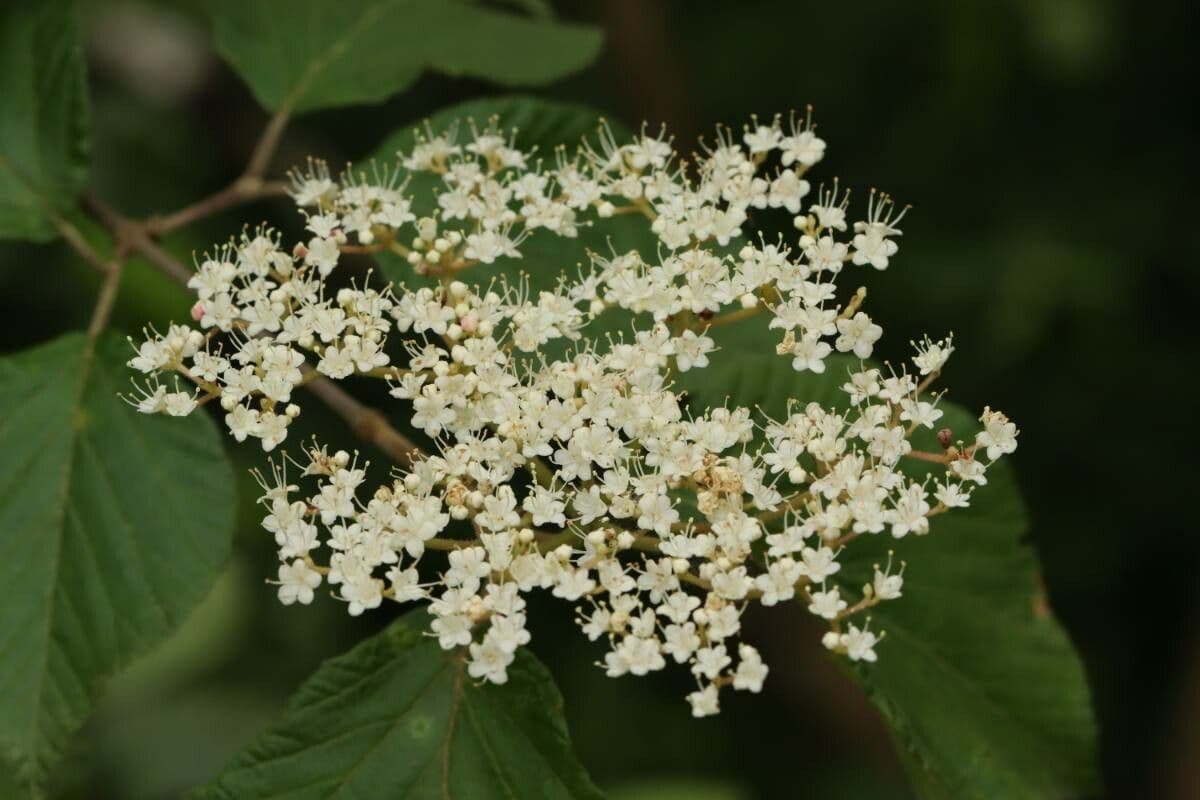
84;195;194;285
86;252;126;340
244;107;291;181
301;367;421;468
50;210;127;339
706;304;763;328
145;179;290;236
51;214;111;276
142;94;294;237
84;192;425;467
905;449;950;464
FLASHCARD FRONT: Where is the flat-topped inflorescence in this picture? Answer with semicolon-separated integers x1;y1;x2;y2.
127;111;1018;716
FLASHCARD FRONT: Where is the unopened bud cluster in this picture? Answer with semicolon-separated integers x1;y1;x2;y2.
128;111;1018;715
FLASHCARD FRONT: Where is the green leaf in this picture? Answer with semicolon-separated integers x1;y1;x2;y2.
193;611;603;799
207;1;603;115
0;0;89;242
0;332;235;795
683;352;1098;799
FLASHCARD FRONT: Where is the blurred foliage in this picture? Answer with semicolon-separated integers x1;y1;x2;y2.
0;0;1194;797
206;0;601;113
0;2;89;240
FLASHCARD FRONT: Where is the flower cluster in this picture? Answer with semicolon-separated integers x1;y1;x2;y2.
128;110;1018;716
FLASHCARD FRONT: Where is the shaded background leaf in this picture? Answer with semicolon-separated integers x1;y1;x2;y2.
207;0;602;114
194;611;603;800
0;1;89;242
684;351;1096;798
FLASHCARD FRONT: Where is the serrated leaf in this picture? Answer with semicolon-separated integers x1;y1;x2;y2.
0;332;235;795
207;1;602;115
193;611;603;799
0;0;89;242
682;351;1098;799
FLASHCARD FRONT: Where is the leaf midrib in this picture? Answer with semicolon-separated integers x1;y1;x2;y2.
263;0;393;115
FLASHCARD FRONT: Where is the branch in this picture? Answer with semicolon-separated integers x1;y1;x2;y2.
145;179;290;236
142;97;294;237
905;449;950;464
301;367;421;468
87;253;126;341
51;213;111;276
244;107;291;181
77;96;425;466
84;194;194;285
84;193;425;467
48;209;127;340
705;304;763;328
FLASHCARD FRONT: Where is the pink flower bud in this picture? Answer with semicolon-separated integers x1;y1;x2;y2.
190;301;205;321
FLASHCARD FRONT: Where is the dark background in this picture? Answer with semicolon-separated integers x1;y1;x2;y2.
1;1;1195;798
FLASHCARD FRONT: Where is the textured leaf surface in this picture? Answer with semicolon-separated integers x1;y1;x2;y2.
684;352;1098;798
194;612;603;799
0;333;234;794
0;1;89;241
208;1;602;114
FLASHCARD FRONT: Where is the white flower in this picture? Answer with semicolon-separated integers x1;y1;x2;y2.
276;559;322;605
733;644;768;692
912;334;954;375
163;391;197;417
743;123;782;154
305;236;340;275
386;566;426;602
636;492;678;536
976;407;1019;460
852;229;898;269
842;624;880;662
807;586;847;620
791;334;832;373
468;636;515;684
687;685;720;717
873;563;904;600
341;575;383;616
523;486;566;527
835;312;882;359
673;329;715;372
257;411;290;451
780;129;826;167
692;645;731;680
798;546;841;582
128;338;170;373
